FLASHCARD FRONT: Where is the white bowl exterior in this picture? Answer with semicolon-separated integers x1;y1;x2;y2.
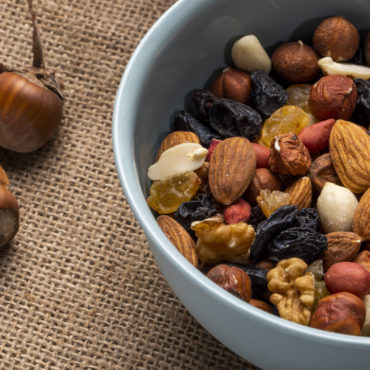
113;0;370;369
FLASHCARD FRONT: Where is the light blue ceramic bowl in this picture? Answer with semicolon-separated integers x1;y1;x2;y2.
113;1;370;368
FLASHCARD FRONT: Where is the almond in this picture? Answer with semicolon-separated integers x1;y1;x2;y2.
156;131;200;160
353;188;370;241
157;215;198;267
323;231;362;271
209;137;256;205
329;120;370;193
285;176;312;209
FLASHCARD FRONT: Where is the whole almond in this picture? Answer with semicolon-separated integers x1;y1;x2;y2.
329;120;370;193
157;215;198;267
156;131;200;160
323;231;362;271
209;137;256;205
285;176;312;209
353;187;370;241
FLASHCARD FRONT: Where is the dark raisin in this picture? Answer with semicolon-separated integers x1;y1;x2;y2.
207;98;263;141
248;204;266;230
250;71;288;119
173;193;217;237
269;227;328;264
231;263;269;302
295;208;321;231
352;79;370;128
172;110;219;147
249;205;298;264
191;89;217;124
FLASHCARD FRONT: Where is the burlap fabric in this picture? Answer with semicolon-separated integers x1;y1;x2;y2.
0;1;259;368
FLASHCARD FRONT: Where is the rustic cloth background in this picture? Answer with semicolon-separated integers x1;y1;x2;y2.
0;0;258;368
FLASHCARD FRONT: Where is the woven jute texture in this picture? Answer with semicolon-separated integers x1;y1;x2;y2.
0;0;259;369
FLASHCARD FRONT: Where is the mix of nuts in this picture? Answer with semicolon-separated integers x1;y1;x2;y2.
146;16;370;336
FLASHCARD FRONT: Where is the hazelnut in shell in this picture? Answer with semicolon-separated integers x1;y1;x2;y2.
313;16;360;61
272;41;320;83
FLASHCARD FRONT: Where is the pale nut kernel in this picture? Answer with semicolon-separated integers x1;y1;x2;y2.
231;35;272;74
317;182;358;233
318;57;370;80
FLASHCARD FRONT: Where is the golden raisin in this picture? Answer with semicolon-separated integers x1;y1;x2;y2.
258;105;310;148
147;171;201;214
256;189;291;217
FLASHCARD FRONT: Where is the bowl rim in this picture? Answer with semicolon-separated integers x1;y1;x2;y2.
112;0;370;348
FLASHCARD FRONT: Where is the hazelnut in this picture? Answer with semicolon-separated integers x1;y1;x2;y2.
272;41;320;83
310;292;366;335
207;264;252;301
313;16;360;61
309;153;341;191
309;75;357;120
244;168;282;205
268;133;311;176
211;67;252;104
365;33;370;67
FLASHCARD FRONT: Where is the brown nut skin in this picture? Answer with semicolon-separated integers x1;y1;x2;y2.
309;75;357;121
244;168;282;205
249;299;273;313
268;133;311;176
211;67;251;104
354;250;370;274
313;16;360;61
325;262;370;299
207;264;252;302
272;41;320;83
310;292;366;336
0;185;19;248
309;153;341;192
365;33;370;67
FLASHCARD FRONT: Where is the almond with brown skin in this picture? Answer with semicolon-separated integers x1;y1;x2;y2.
156;131;200;160
157;215;198;267
323;232;362;271
285;176;312;209
353;187;370;241
309;153;341;191
209;137;256;205
329;120;370;193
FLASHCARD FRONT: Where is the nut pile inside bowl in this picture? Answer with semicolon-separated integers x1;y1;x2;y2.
146;15;370;336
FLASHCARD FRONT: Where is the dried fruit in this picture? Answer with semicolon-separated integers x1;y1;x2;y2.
207;264;252;301
249;205;298;263
286;84;313;114
309;153;341;191
247;204;266;231
191;215;255;264
211;67;252;104
325;262;370;299
353;188;370;241
295;208;320;230
157;215;198;267
209;137;256;205
317;182;358;233
313;280;330;312
156;131;200;160
309;75;357;120
231;35;272;74
244;168;282;206
148;143;208;181
310;292;366;335
317;57;370;79
256;189;290;218
269;227;327;264
272;41;319;83
313;16;360;61
285;176;312;210
298;119;335;154
258;105;310;148
268;133;311;176
329;119;370;193
173;109;219;147
224;199;251;225
352;79;370;128
147;171;201;214
267;257;315;325
250;71;288;119
323;232;362;271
